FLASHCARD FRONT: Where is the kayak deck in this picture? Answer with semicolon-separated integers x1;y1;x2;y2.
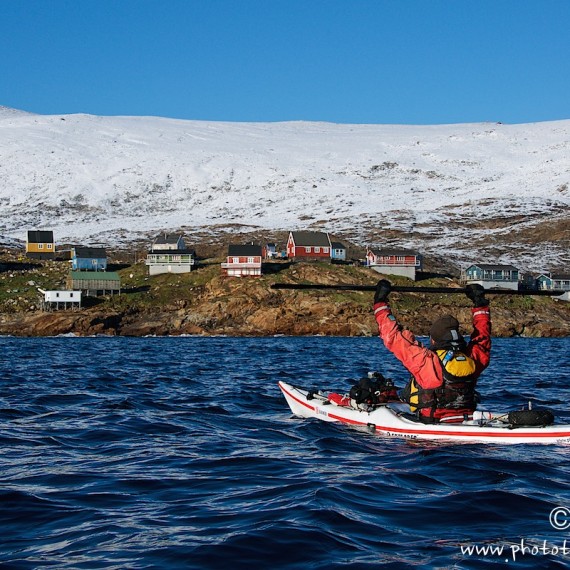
278;381;570;445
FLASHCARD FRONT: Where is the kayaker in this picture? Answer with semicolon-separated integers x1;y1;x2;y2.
373;279;492;423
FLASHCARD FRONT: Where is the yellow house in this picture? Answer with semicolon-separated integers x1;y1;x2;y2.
26;230;55;260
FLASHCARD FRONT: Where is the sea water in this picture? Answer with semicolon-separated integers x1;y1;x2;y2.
0;336;569;569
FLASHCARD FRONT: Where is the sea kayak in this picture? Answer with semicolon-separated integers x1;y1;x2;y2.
278;381;570;445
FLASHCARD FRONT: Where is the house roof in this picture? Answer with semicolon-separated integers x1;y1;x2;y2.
369;248;420;257
27;230;54;243
331;242;346;249
73;247;107;258
468;263;519;271
148;248;195;256
547;273;570;280
153;233;184;245
228;244;262;256
69;271;120;281
289;231;331;247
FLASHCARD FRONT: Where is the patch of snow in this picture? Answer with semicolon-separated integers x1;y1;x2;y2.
0;109;568;271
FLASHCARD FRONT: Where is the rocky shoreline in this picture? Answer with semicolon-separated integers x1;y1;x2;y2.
1;279;569;338
1;255;569;338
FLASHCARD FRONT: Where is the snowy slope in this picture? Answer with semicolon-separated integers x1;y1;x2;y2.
0;106;568;270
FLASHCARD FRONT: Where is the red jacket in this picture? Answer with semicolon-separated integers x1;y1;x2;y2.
373;302;492;421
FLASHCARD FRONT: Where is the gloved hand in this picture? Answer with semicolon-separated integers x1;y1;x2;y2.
374;279;392;304
465;284;489;307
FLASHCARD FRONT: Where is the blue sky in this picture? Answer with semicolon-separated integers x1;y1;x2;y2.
1;0;569;124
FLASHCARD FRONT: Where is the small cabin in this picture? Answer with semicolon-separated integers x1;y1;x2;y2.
26;230;55;260
286;231;331;260
366;248;422;281
39;289;82;311
462;264;520;291
221;244;263;277
265;243;286;259
71;247;107;271
265;243;278;259
330;242;347;262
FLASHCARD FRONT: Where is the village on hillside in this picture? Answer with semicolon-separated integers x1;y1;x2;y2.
16;229;570;312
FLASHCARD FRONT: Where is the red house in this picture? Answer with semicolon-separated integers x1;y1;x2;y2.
221;244;263;277
366;247;423;280
286;231;331;260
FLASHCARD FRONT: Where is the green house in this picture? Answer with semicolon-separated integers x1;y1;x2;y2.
67;271;121;296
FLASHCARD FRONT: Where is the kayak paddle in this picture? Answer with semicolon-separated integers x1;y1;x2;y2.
270;283;566;296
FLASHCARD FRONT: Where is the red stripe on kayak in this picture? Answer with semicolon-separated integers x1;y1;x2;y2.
280;383;317;412
278;383;570;440
373;424;570;439
280;383;367;426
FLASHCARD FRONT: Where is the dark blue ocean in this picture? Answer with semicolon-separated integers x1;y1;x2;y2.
1;336;569;569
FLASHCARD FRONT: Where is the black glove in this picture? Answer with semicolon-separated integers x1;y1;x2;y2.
465;284;489;307
374;279;392;304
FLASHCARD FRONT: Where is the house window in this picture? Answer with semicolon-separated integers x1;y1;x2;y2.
56;293;59;298
323;247;329;254
305;247;311;253
70;293;74;298
38;243;44;249
247;257;254;264
232;257;240;264
315;247;320;253
47;244;53;249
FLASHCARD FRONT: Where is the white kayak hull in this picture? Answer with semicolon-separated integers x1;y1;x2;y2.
278;381;570;445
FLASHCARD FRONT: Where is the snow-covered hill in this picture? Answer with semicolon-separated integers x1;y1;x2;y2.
0;106;568;271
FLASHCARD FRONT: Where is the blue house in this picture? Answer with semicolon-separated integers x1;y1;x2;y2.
265;243;277;259
71;247;107;271
537;272;570;301
330;242;347;262
462;263;520;291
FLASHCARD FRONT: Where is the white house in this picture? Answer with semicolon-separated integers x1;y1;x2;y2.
39;289;82;311
146;233;195;276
